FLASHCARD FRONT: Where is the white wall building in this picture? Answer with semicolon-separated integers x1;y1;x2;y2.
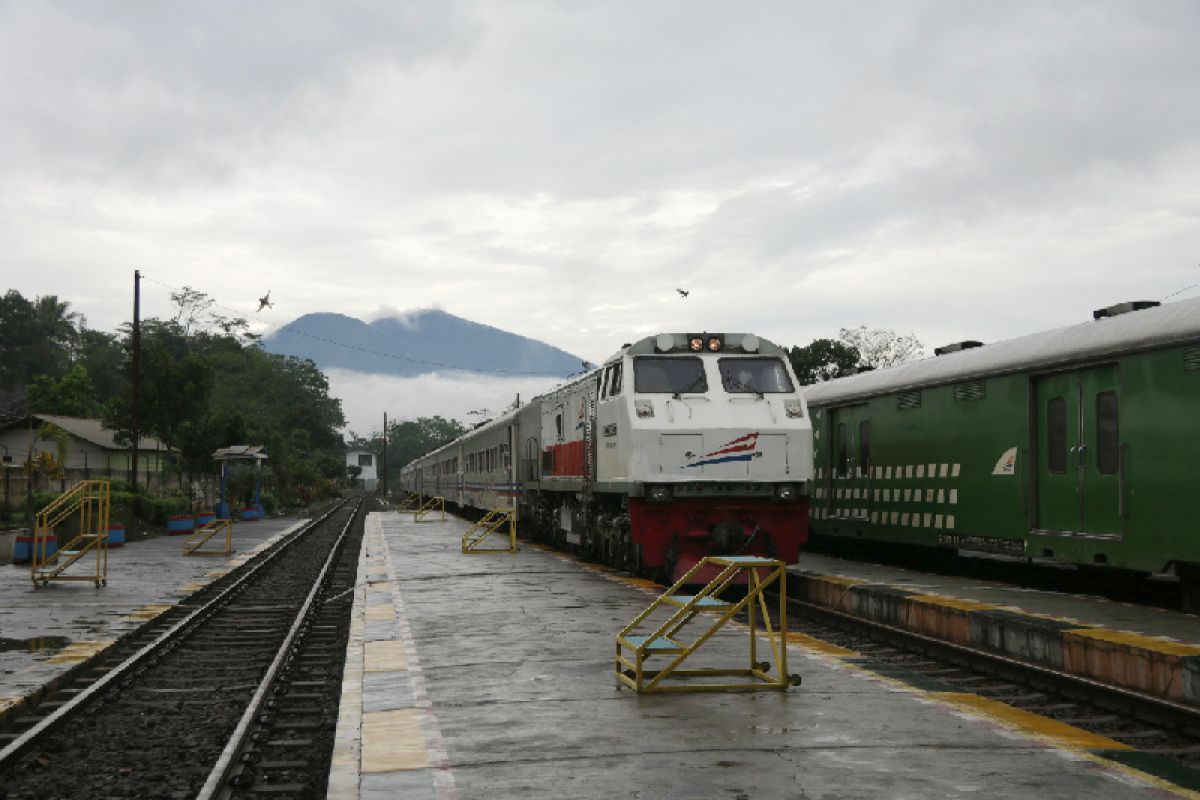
346;447;378;491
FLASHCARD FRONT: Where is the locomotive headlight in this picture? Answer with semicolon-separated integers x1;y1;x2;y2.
635;399;654;418
647;485;672;503
784;399;804;418
707;336;723;352
689;336;704;352
776;484;797;502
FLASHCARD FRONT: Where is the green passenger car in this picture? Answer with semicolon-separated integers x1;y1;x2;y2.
803;297;1200;609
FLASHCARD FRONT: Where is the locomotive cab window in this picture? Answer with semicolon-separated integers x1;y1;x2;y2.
1047;396;1068;474
1096;392;1119;475
602;364;623;398
633;356;707;394
718;357;795;394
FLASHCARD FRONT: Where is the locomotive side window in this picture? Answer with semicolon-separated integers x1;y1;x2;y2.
858;420;870;471
634;356;707;393
1047;396;1067;474
836;423;848;476
610;362;622;395
1096;392;1119;475
718;357;795;393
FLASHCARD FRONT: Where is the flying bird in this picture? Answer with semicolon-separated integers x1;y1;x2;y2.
257;291;273;312
676;288;689;298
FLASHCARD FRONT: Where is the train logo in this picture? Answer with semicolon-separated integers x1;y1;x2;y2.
683;432;762;468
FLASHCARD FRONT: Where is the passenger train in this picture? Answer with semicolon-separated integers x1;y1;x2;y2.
398;332;813;581
804;297;1200;610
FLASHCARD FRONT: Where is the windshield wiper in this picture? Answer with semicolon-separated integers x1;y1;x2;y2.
673;371;707;397
726;377;764;399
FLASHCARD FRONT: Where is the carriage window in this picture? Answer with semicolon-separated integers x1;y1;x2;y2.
836;423;848;476
1047;396;1067;474
1097;393;1119;475
633;357;707;393
858;420;870;471
718;357;795;393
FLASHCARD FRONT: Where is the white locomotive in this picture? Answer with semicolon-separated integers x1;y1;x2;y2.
399;332;813;581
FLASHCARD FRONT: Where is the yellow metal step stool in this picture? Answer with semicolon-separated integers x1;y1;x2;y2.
461;508;518;554
31;480;111;588
414;496;445;523
615;555;800;693
183;519;234;557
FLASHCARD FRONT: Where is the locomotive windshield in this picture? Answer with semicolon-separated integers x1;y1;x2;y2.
633;356;708;393
718;357;795;394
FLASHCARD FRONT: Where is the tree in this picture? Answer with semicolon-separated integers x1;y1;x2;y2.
28;364;101;417
382;416;466;479
104;319;215;460
23;421;72;512
837;326;924;369
788;339;860;385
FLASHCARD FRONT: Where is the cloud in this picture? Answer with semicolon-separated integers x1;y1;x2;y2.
326;368;564;437
3;0;1200;380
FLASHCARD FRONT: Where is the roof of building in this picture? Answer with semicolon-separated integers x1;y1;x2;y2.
212;445;268;461
5;414;169;451
803;295;1200;406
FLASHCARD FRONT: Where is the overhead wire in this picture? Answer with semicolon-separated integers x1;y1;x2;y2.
1161;263;1200;301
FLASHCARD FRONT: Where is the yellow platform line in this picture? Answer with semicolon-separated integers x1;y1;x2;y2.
48;639;115;664
364;640;408;672
1065;627;1200;657
934;693;1132;751
362;708;429;772
785;631;858;658
366;603;396;622
128;603;173;620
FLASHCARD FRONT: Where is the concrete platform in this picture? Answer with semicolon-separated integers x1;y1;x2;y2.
331;512;1194;799
789;552;1200;708
0;516;306;714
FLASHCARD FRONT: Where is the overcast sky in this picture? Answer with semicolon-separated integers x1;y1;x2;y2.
3;2;1199;431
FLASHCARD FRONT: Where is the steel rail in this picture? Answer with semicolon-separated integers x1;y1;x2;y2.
196;499;361;799
0;501;347;771
790;597;1200;738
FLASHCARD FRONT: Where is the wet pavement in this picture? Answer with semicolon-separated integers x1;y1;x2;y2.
331;512;1185;800
0;516;305;708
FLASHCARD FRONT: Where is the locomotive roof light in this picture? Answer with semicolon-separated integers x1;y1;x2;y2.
688;336;704;352
647;484;672;503
655;333;675;352
740;334;759;353
708;336;724;352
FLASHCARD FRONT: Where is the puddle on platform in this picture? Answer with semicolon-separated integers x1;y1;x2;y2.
0;636;71;655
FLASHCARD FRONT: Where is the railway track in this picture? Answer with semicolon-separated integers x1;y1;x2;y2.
780;595;1200;783
0;499;365;800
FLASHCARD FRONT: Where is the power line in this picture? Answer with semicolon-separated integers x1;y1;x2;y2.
138;273;574;378
1161;263;1200;301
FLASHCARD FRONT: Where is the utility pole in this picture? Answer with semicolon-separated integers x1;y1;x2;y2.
131;269;141;493
381;412;388;496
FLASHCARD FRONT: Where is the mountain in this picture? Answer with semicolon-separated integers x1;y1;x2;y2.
261;309;584;378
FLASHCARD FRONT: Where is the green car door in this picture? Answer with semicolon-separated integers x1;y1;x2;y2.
1035;365;1123;537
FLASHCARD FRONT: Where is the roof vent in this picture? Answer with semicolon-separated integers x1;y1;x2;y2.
1093;301;1160;320
934;340;983;356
